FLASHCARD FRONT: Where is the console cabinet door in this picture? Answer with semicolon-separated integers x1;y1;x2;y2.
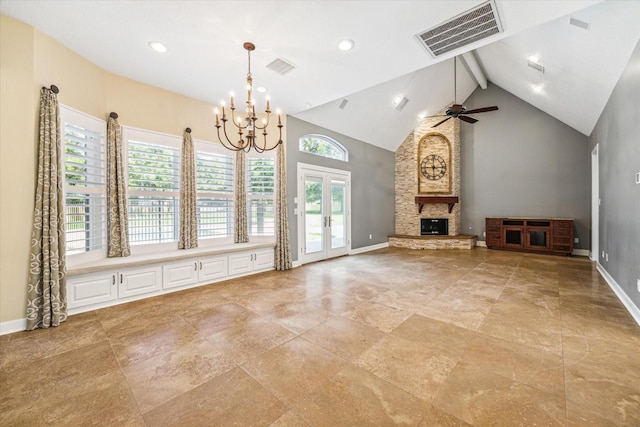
199;255;228;283
253;248;275;271
67;272;117;309
228;252;253;276
119;265;162;299
163;260;199;290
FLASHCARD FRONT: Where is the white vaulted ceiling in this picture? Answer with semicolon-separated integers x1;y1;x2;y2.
2;0;639;151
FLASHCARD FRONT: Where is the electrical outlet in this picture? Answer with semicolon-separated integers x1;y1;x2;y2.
606;253;609;262
483;231;486;237
369;234;372;240
635;172;640;184
574;237;579;243
637;279;640;293
602;251;605;258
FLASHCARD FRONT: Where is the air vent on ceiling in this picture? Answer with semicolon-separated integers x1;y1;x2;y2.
415;0;503;57
266;57;296;75
395;97;409;112
527;60;544;74
569;17;590;31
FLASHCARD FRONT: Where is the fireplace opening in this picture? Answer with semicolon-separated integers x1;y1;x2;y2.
421;218;448;235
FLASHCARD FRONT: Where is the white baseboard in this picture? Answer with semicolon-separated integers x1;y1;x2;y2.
291;260;302;268
573;248;590;257
349;242;389;255
476;240;487;247
597;263;640;327
0;318;27;335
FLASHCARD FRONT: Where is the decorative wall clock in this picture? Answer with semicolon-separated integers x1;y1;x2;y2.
421;154;447;180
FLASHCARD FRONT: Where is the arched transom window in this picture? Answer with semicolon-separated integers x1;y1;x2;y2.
298;134;349;162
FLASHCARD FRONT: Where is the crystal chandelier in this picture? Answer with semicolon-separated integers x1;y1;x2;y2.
214;42;283;152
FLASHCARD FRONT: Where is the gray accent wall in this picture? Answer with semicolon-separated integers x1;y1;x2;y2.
589;39;640;310
460;83;591;250
286;117;395;262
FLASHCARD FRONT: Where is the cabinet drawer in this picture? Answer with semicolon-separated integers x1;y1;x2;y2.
553;228;571;237
553;236;572;245
554;221;572;229
553;245;572;253
486;219;500;226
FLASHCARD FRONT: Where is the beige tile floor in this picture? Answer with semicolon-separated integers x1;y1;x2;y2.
1;247;639;426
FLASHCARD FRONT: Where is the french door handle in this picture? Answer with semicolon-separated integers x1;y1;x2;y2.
324;216;328;227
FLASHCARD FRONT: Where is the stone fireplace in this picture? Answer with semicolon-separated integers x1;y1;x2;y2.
389;108;476;250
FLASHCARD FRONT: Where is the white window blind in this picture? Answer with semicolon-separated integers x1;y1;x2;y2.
247;156;275;236
195;143;234;239
61;107;106;255
126;131;181;245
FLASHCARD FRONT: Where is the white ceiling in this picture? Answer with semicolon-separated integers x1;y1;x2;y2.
2;0;639;151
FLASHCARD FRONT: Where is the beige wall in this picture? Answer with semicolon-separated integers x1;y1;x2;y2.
0;15;285;325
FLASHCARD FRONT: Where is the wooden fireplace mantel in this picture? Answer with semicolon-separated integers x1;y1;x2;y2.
415;196;459;214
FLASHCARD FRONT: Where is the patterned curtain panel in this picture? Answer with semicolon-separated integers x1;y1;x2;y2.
275;143;293;270
178;128;198;249
107;113;131;257
26;87;67;330
234;150;248;243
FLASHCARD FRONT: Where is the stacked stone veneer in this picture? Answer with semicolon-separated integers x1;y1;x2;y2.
394;109;461;236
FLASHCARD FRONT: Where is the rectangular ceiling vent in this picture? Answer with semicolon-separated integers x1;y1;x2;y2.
569;17;590;31
416;0;503;57
266;57;296;75
527;60;544;74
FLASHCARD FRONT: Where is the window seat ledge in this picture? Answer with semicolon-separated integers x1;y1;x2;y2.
67;242;275;276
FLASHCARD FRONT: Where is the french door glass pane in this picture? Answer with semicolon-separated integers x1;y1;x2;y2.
305;177;323;254
331;181;346;249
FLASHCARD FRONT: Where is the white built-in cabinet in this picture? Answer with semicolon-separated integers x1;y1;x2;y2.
163;255;228;290
228;248;275;276
67;247;274;313
67;265;162;309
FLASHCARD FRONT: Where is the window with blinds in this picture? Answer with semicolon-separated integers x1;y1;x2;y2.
195;144;234;239
126;134;181;245
61;107;106;255
247;156;275;236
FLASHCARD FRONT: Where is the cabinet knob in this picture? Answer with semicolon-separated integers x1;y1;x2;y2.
195;262;197;271
120;274;123;284
112;275;115;285
199;261;202;270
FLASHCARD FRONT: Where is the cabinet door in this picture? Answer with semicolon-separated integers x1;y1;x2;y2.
67;272;117;309
253;249;275;271
163;260;199;290
198;255;228;283
119;265;162;298
228;252;253;276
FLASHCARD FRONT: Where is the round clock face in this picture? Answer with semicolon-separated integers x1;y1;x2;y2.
421;154;447;180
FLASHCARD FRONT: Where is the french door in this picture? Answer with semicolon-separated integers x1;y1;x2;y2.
297;163;351;264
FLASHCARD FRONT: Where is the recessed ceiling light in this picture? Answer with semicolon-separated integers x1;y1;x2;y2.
338;39;355;51
148;41;168;53
528;55;539;63
418;112;427;120
256;86;267;93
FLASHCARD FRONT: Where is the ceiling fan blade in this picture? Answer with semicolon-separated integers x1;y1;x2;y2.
463;106;499;114
431;117;452;128
458;115;478;124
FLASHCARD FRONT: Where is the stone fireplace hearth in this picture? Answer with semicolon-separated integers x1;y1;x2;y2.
389;107;476;250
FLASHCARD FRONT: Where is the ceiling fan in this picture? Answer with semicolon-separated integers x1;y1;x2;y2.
428;56;498;128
